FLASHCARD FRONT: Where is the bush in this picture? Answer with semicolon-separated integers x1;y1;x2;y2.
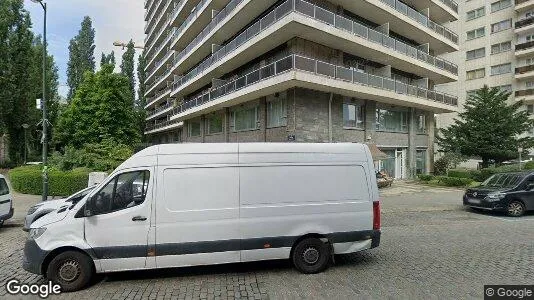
9;165;90;196
435;176;473;187
447;169;471;179
418;174;434;181
524;161;534;170
49;139;133;172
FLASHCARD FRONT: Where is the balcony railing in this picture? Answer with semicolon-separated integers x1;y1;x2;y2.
171;0;458;97
516;0;533;5
516;17;534;29
147;87;171;107
516;89;534;97
516;40;534;51
379;0;458;44
516;65;534;75
438;0;458;13
145;119;182;133
171;54;457;118
147;102;174;119
145;0;165;33
172;0;211;47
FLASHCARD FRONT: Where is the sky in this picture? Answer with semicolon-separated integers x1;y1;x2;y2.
24;0;145;98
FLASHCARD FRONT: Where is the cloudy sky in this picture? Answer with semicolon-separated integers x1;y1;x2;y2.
24;0;145;97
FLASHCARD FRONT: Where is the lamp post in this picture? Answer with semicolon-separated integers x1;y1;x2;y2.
31;0;48;201
22;124;29;164
518;147;523;171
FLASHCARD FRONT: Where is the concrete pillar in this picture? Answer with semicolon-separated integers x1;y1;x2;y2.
364;100;377;143
260;97;267;142
328;93;333;142
407;108;417;178
201;115;206;143
427;112;436;174
225;107;230;142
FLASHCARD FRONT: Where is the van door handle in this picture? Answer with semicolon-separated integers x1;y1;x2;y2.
132;216;147;222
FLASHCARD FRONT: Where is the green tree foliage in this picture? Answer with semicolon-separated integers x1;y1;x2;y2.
67;16;95;100
0;0;35;164
120;40;135;105
437;85;534;167
100;51;115;69
137;50;146;108
56;65;141;148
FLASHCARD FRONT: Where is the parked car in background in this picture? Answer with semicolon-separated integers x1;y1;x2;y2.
0;174;14;227
463;171;534;217
23;186;95;231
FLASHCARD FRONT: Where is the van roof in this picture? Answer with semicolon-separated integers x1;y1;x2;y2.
138;143;369;156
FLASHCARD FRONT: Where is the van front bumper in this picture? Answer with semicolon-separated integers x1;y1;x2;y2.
22;239;49;275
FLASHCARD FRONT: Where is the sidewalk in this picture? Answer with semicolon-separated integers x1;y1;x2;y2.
3;177;49;227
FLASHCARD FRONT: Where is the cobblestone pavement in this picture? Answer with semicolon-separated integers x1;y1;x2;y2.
1;184;533;299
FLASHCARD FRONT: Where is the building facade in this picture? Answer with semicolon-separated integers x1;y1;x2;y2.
437;0;534;139
143;0;460;178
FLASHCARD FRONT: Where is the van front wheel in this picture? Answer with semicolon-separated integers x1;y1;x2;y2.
46;251;93;292
292;238;330;274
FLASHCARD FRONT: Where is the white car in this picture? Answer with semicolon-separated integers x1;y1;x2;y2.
23;186;95;231
0;174;14;227
24;143;380;292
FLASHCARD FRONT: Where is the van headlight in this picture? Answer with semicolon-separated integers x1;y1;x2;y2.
485;193;506;202
28;228;46;240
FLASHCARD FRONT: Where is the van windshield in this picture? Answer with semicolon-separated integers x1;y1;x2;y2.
0;179;8;196
480;173;523;188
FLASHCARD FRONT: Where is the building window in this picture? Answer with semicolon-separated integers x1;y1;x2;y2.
466;7;485;21
466;47;485;60
466;68;485;80
416;150;427;175
343;103;364;129
491;19;512;33
490;63;512;76
267;95;287;128
416;114;426;134
466;89;479;99
376;109;408;133
527;105;534;115
527;35;534;42
205;114;223;135
231;106;258;132
494;84;512;93
188;120;201;137
466;27;485;40
491;0;512;13
527;81;534;88
491;41;512;54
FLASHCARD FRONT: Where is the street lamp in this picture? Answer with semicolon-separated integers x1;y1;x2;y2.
518;147;524;171
30;0;48;201
22;124;29;164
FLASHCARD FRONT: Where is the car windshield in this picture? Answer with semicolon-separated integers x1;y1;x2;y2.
480;173;523;188
67;187;95;204
0;178;9;196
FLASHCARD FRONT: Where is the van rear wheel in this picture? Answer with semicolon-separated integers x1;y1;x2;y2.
46;251;93;292
292;238;330;274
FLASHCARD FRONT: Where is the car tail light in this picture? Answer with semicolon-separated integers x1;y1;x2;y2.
373;201;380;230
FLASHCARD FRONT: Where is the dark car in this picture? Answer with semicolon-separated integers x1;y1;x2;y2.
463;171;534;217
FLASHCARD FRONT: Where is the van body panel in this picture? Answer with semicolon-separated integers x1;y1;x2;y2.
0;175;13;222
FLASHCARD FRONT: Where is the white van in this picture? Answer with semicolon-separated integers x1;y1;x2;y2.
0;174;14;227
24;143;380;291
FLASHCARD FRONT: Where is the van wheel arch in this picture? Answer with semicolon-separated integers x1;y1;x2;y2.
41;247;95;275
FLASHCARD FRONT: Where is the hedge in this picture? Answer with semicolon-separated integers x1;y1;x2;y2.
9;165;90;196
435;176;473;187
417;174;434;182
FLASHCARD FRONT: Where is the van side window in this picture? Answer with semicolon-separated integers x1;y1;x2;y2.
0;179;8;196
92;170;150;215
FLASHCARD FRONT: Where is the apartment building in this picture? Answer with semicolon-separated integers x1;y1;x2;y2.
437;0;534;136
143;0;460;178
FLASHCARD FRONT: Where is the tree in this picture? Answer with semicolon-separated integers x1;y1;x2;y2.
437;85;534;168
67;16;95;100
56;65;141;148
100;51;115;69
120;40;135;105
0;0;35;164
137;50;146;108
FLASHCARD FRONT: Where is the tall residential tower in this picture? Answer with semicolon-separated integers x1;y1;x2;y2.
143;0;460;178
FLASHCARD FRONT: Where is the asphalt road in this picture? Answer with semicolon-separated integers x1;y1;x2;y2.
1;182;533;299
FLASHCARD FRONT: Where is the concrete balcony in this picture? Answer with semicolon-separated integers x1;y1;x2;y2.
170;54;458;123
146;85;172;108
515;65;534;80
146;101;175;121
337;0;459;53
146;28;176;74
516;0;534;13
401;0;458;22
146;0;173;44
171;0;457;102
169;0;201;27
145;120;183;135
516;41;534;57
515;17;534;34
516;88;534;103
145;0;166;34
